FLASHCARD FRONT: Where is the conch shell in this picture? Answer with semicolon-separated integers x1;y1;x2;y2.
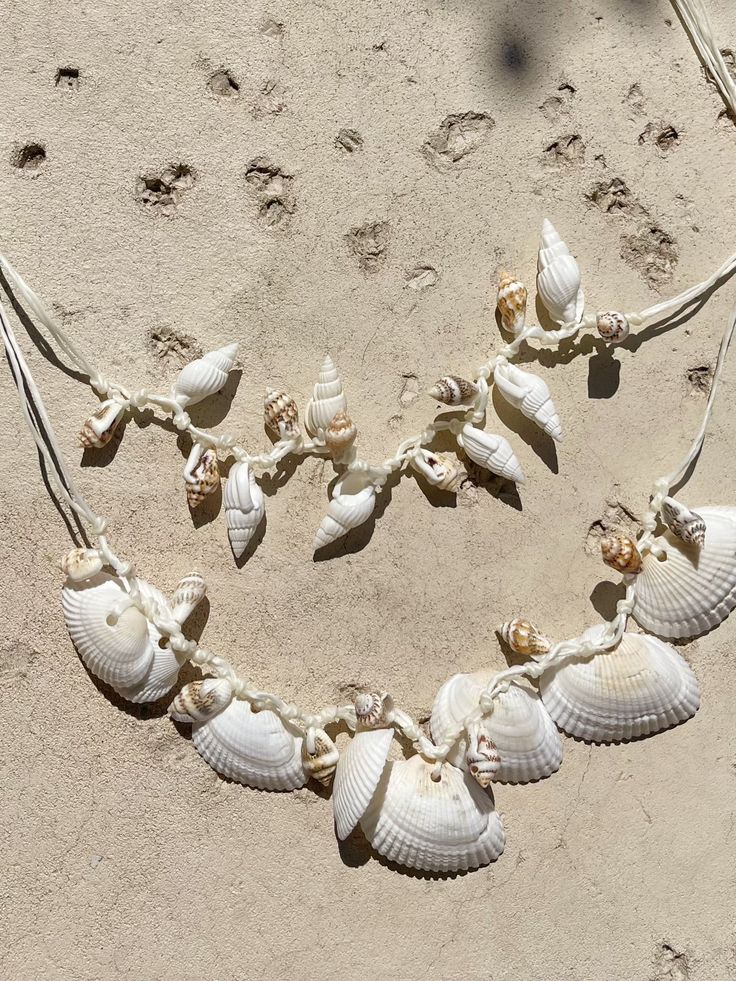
183;443;219;508
497;273;527;335
171;572;207;622
457;423;525;483
313;473;376;550
493;361;564;443
661;497;706;547
536;218;584;325
305;355;348;436
79;399;125;449
172;342;238;407
223;462;265;558
264;388;300;439
499;618;551;657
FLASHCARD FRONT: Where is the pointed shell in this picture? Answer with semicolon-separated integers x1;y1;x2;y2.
596;311;629;345
465;730;501;789
183;444;220;508
264;388;300;439
60;547;104;582
333;727;394;840
324;411;357;458
359;755;506;873
536;218;584;325
410;449;463;492
499;618;551;657
601;533;642;575
223;462;265;558
302;729;340;786
428;375;478;406
172;342;238;407
661;497;706;547
457;423;525;483
314;475;376;550
493;362;564;443
171;572;207;623
431;673;562;784
79;400;125;449
192;699;308;791
497;274;527;336
305;355;348;436
169;678;234;723
539;626;700;742
633;506;736;638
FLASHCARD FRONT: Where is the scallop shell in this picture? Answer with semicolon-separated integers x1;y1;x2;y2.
430;672;562;784
457;423;525;484
596;311;629;345
601;533;642;575
536;218;584;325
62;573;153;689
171;572;207;623
359;755;506;873
264;388;300;439
60;547;103;582
324;411;357;459
499;618;551;657
116;580;185;703
333;727;394;840
661;497;706;547
497;274;527;335
493;362;564;443
305;355;348;436
314;474;376;550
78;399;125;449
302;729;340;786
183;444;219;508
169;678;234;723
539;626;700;742
428;375;478;406
172;342;239;407
465;729;501;789
192;698;308;791
633;506;736;638
410;449;462;492
223;462;265;558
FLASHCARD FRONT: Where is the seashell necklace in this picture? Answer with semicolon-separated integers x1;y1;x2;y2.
4;1;736;876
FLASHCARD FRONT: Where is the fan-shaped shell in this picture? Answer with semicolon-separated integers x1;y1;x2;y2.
169;678;234;723
172;342;238;407
224;462;265;558
314;474;376;550
539;626;700;742
116;580;184;703
359;755;506;872
493;362;564;443
430;671;562;783
633;506;736;638
192;699;307;791
333;727;394;840
457;424;525;483
536;218;584;325
305;355;348;435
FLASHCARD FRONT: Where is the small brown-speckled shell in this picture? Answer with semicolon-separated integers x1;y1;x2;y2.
264;389;300;439
499;618;551;657
466;730;501;788
354;691;393;728
185;449;220;508
324;411;357;458
601;533;642;575
302;729;340;786
79;400;125;449
596;311;630;345
661;497;706;547
60;547;104;582
428;375;478;406
168;678;234;724
497;274;528;335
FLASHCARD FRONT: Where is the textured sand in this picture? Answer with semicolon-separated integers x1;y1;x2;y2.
2;1;736;978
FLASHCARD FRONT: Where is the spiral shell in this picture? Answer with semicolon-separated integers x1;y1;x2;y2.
264;388;300;439
169;678;234;723
493;361;564;443
224;462;265;558
536;218;584;325
355;691;393;728
171;572;207;623
172;342;238;407
601;533;642;575
465;729;501;789
314;473;376;550
324;411;357;459
183;444;219;508
60;547;103;582
78;400;125;449
305;355;348;436
596;311;629;345
302;729;340;786
497;274;527;335
499;618;551;657
661;497;706;547
428;375;478;406
410;449;463;492
457;423;525;483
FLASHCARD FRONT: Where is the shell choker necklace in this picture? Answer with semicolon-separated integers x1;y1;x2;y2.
4;0;736;876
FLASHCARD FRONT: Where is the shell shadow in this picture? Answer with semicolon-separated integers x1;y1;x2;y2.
187;369;242;428
589;579;627;620
490;385;559;474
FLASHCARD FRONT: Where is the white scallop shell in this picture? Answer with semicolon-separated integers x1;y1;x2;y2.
116;579;186;703
539;626;700;742
305;355;348;436
192;699;308;791
314;473;376;550
223;462;265;558
536;218;584;325
360;755;506;872
430;671;562;783
172;342;238;407
457;423;525;483
633;506;736;638
493;362;564;443
333;727;394;840
169;678;234;723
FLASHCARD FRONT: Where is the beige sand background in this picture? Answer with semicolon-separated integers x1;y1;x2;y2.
2;0;736;978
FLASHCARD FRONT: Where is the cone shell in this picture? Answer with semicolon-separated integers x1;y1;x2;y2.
601;533;642;575
305;355;348;436
314;474;376;550
60;547;104;582
596;311;629;345
410;450;463;493
302;729;340;786
493;361;564;443
457;423;525;483
360;755;506;873
661;497;706;547
497;274;527;336
324;411;357;458
536;218;584;325
633;506;736;638
78;399;125;449
183;444;220;508
465;730;501;789
428;375;478;406
264;388;300;439
499;618;551;657
539;626;700;742
192;698;308;791
171;572;207;622
169;678;234;723
431;672;562;784
224;462;265;558
172;342;238;407
333;727;394;840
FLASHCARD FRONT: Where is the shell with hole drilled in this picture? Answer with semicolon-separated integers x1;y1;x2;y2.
223;462;265;559
497;274;527;336
539;625;700;742
536;218;584;325
79;399;125;449
457;423;525;483
183;443;220;508
601;533;642;575
359;755;506;872
169;678;234;723
633;506;736;638
314;474;376;550
428;375;478;406
305;355;348;436
493;361;564;443
264;388;300;439
61;547;103;582
302;729;340;786
430;673;562;784
171;572;207;623
172;342;238;407
410;449;463;492
661;497;706;547
324;411;357;459
333;727;394;840
499;618;551;657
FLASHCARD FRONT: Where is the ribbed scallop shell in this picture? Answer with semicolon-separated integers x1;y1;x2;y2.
333;727;394;840
224;462;265;558
314;474;376;550
633;506;736;638
497;274;527;335
169;678;234;723
539;626;700;742
428;375;478;406
305;355;348;435
661;497;706;547
601;533;642;575
359;755;506;872
61;547;103;582
192;699;308;791
264;388;300;439
457;423;525;483
536;218;584;325
172;342;238;407
493;362;564;443
116;580;184;703
430;672;562;784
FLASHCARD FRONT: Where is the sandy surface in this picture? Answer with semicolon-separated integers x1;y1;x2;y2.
2;0;736;978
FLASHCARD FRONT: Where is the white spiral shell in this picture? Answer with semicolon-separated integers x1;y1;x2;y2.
456;423;525;483
333;727;395;840
314;474;376;550
223;462;265;559
359;755;506;873
169;678;234;723
430;672;562;784
493;362;564;443
633;506;736;638
305;355;348;436
172;342;238;407
536;218;584;325
192;698;308;791
539;626;700;742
